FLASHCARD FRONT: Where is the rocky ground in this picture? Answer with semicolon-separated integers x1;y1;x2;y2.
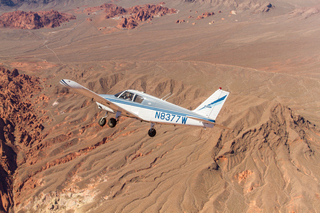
0;0;320;212
0;10;75;29
0;67;43;212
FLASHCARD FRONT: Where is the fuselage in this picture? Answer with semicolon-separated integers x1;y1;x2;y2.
100;90;214;128
60;79;229;137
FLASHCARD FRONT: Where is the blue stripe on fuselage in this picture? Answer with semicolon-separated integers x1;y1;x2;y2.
104;96;215;123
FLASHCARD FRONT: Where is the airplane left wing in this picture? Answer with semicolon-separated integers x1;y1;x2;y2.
60;79;115;113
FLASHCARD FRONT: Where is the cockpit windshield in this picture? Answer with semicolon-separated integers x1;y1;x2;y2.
114;91;123;98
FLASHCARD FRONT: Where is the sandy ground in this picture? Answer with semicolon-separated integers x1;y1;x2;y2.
1;0;320;212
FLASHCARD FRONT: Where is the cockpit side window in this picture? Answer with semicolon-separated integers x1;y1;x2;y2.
133;95;144;103
119;91;134;101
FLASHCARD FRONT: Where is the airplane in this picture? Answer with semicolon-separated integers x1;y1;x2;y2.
59;79;230;137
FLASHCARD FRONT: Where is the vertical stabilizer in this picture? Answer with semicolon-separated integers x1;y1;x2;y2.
193;89;229;121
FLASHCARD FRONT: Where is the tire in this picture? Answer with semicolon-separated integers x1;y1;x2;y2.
98;117;106;127
148;128;156;137
108;118;117;128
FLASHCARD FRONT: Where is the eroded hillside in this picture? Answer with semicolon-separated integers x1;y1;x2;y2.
0;67;44;212
0;63;318;212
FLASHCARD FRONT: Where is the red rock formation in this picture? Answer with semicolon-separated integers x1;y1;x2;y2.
196;15;204;20
120;4;177;29
117;17;138;29
85;3;177;29
196;12;214;20
0;67;43;212
202;11;214;17
0;10;76;29
105;5;127;19
130;4;176;18
83;3;127;19
175;19;185;23
84;3;118;13
236;170;253;183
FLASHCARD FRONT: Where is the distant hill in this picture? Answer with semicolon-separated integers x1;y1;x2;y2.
184;0;276;13
0;0;109;11
0;10;76;29
0;0;54;7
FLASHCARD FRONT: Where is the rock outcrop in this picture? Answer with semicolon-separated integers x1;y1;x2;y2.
0;67;43;212
207;103;320;212
0;63;319;212
117;17;138;30
119;4;177;29
0;10;76;29
84;3;125;16
175;19;186;23
85;3;177;29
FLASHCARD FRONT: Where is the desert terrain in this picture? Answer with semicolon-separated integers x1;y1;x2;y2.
0;0;320;212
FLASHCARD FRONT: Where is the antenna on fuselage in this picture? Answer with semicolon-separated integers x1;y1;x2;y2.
161;93;171;100
164;93;174;101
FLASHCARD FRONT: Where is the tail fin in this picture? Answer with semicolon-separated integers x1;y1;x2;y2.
193;89;229;121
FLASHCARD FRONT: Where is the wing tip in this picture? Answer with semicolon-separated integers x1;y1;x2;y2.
59;79;69;87
59;79;83;89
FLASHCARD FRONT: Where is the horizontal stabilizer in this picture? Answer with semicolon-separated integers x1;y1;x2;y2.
187;116;231;130
214;123;232;130
186;115;215;124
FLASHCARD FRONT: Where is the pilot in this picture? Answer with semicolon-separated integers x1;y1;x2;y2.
127;93;133;101
123;92;132;101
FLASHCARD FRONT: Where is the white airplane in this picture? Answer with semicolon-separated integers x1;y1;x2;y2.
60;79;230;137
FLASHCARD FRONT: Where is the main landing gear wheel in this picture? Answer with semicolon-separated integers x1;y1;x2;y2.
98;117;106;127
108;118;117;128
148;128;156;137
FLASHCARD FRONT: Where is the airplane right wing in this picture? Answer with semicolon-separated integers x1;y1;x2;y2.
59;79;116;113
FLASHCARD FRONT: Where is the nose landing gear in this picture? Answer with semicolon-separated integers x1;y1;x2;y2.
148;128;156;137
148;123;156;137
